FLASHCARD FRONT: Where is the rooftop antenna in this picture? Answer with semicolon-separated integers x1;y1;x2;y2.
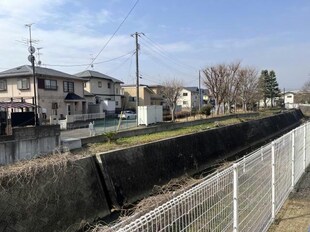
36;47;43;66
25;23;38;126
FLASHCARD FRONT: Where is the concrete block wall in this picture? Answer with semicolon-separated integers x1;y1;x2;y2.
0;125;60;165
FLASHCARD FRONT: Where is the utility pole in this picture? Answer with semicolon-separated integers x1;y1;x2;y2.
199;70;202;112
25;23;38;126
131;32;144;126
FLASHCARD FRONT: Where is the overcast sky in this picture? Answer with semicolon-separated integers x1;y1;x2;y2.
0;0;309;90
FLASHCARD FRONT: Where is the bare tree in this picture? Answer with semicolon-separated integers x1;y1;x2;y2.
302;80;310;92
238;67;259;111
160;78;183;121
295;80;310;103
223;62;241;113
202;61;241;115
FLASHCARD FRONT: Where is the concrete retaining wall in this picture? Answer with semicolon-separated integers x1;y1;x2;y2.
99;110;303;206
0;156;110;232
0;125;61;165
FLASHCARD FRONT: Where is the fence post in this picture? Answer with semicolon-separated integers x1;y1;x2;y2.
291;130;295;189
271;141;276;221
303;124;306;172
233;163;239;232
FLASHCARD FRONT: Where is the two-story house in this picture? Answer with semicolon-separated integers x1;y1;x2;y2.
177;87;200;111
0;65;86;120
74;70;123;115
121;84;163;111
176;87;210;111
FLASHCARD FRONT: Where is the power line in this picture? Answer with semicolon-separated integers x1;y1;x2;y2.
141;48;196;79
43;50;135;67
85;0;140;70
105;52;135;75
142;34;198;71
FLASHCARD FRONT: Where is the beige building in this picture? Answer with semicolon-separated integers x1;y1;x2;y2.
75;70;123;114
121;85;163;110
0;65;86;120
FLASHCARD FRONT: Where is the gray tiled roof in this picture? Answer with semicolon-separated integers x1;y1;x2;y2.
0;65;83;80
74;70;123;83
184;87;199;93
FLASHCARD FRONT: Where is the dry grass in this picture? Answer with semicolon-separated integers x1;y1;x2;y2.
0;152;82;191
86;175;203;232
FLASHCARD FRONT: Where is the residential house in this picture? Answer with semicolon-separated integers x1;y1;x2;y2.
121;85;163;111
75;70;123;115
177;87;208;111
258;91;297;108
0;65;86;121
284;91;295;104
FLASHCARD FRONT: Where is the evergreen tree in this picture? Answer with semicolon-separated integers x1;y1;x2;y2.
259;70;280;107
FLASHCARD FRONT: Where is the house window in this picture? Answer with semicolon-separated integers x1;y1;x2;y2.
116;101;119;106
183;101;188;105
0;80;7;91
44;79;57;90
17;78;30;90
115;87;119;94
129;96;136;102
108;82;111;89
98;81;102;88
63;81;74;93
287;95;292;98
183;93;188;96
52;102;58;109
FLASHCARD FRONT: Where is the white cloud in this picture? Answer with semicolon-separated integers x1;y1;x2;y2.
0;0;133;78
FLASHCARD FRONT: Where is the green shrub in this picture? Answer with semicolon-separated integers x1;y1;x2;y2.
103;131;117;143
200;104;212;116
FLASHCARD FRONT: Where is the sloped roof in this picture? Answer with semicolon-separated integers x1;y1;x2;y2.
64;93;84;101
74;70;123;83
183;87;199;93
0;65;83;80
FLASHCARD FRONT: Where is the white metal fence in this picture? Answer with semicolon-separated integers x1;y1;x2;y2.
111;122;310;232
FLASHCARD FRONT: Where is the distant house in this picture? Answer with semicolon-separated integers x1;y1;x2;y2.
0;65;86;120
284;91;295;104
121;85;163;111
258;91;299;108
177;87;208;111
74;70;123;114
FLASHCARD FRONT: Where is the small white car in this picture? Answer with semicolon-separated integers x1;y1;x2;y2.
118;110;136;120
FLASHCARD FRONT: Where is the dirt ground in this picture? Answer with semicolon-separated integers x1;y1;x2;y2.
268;168;310;232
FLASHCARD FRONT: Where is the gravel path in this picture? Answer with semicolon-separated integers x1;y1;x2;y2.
268;167;310;232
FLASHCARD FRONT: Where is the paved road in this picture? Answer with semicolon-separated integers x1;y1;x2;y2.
60;118;137;139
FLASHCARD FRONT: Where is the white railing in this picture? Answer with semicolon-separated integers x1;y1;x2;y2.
110;122;309;232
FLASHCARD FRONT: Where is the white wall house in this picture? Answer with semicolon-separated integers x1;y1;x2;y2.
0;65;86;120
177;87;208;111
284;92;295;104
75;70;123;115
